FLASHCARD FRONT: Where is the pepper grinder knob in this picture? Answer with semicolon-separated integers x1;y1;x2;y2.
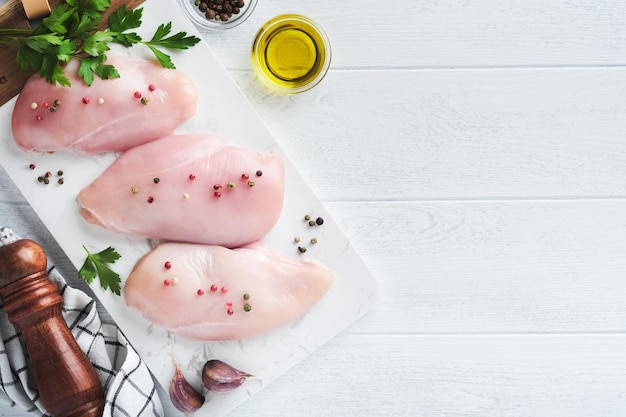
0;238;104;417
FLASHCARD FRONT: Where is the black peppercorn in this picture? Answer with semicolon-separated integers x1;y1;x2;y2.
196;0;245;22
316;217;324;225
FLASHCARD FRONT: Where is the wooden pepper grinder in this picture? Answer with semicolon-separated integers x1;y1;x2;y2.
0;233;104;417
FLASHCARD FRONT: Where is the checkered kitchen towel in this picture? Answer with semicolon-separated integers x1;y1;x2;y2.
0;228;164;417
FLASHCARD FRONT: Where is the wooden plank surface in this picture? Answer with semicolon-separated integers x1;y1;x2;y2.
228;334;626;417
203;0;626;69
0;0;36;106
231;69;626;200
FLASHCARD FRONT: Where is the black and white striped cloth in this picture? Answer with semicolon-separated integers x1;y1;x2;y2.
0;229;163;417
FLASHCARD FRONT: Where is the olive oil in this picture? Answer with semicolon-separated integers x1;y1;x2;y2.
252;15;331;93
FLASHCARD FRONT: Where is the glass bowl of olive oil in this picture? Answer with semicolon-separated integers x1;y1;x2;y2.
251;14;331;93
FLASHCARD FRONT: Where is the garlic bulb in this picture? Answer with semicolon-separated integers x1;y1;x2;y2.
202;359;254;393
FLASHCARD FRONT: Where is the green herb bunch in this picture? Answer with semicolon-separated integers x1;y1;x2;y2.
0;0;201;86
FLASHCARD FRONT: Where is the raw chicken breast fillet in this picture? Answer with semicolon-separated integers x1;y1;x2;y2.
79;133;285;247
12;55;197;153
125;241;335;341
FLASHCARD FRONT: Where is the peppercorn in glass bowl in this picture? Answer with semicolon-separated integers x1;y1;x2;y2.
178;0;257;30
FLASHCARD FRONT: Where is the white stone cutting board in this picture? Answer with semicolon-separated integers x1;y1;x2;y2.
0;1;379;415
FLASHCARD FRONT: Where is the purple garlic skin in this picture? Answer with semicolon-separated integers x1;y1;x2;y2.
170;359;205;413
202;359;254;393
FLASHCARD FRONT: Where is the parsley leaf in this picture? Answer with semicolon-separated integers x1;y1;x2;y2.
81;31;113;56
46;59;71;86
41;5;74;35
108;6;143;32
108;6;143;47
15;45;43;71
78;55;119;86
68;14;101;38
24;34;63;53
147;22;199;50
79;246;122;296
68;0;110;20
140;22;200;69
109;12;200;66
146;44;175;69
93;62;119;79
55;39;77;62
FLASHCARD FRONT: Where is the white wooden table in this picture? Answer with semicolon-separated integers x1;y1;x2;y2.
2;0;626;416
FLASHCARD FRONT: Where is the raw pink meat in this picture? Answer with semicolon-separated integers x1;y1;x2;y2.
12;55;197;153
78;133;285;247
125;241;335;341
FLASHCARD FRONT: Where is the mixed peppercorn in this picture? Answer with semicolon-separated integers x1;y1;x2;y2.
30;164;65;185
194;0;246;22
295;213;324;254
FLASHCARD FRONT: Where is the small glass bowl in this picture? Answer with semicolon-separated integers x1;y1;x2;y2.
178;0;258;30
251;14;331;94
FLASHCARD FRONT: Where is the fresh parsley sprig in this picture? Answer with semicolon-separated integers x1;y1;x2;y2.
0;0;200;86
79;245;122;296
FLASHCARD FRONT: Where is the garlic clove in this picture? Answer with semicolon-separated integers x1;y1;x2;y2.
170;356;205;413
202;359;254;393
